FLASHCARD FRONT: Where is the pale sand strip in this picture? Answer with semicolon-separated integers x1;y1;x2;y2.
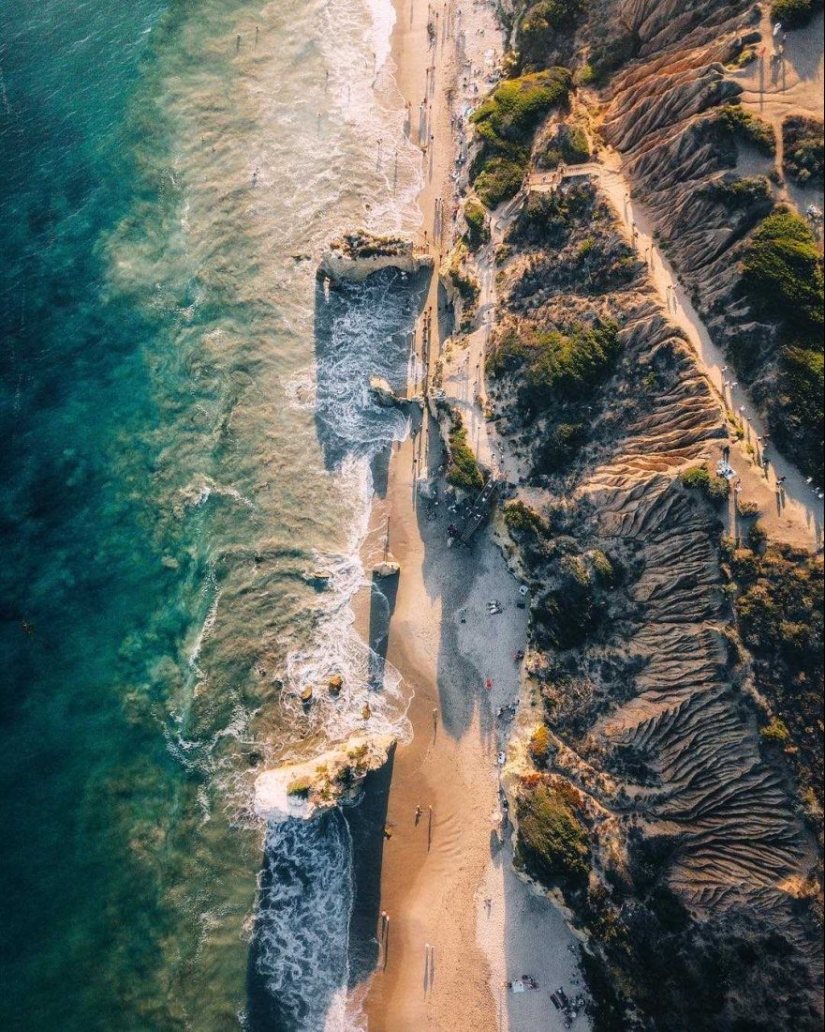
355;1;588;1029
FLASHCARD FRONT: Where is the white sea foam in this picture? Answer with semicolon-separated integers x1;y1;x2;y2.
225;1;427;1026
253;813;355;1031
283;369;318;411
318;0;422;236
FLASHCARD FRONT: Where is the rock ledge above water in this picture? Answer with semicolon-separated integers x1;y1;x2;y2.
254;734;395;822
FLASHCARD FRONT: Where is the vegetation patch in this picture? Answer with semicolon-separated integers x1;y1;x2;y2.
515;781;590;883
518;0;586;70
286;776;313;798
741;209;824;332
503;499;549;536
731;542;824;813
534;553;603;649
529;724;552;767
775;346;824;483
782;115;824;185
771;0;821;29
463;198;490;249
506;182;596;247
534;421;587;474
445;409;484;492
740;208;824;481
703;174;772;210
679;464;730;506
470;68;571;208
447;244;481;331
488;318;621;409
536;122;591;168
718;104;776;156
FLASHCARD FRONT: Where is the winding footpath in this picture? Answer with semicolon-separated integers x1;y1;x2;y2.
522;157;824;551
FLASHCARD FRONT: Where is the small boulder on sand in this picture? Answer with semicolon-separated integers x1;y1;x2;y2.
373;556;401;577
369;376;400;407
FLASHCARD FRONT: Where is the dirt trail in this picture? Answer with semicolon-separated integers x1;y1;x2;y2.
526;159;824;550
734;11;824;152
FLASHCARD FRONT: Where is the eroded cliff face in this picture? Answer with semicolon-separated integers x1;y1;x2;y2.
485;179;822;1028
592;0;823;479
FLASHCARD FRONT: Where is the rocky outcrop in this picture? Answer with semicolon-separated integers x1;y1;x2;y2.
254;734;395;822
320;231;433;284
368;376;402;408
372;556;401;577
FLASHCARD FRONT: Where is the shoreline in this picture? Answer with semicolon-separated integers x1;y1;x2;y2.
354;2;589;1029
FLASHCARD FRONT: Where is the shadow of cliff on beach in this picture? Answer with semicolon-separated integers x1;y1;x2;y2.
312;268;430;474
343;747;395;987
368;570;399;691
245;755;394;1032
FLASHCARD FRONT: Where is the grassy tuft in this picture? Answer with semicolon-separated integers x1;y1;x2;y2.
782;115;824;185
446;410;484;492
516;782;590;883
680;465;730;506
470;69;571;207
718;105;776;156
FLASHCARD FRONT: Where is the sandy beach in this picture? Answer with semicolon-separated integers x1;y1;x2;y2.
355;1;589;1029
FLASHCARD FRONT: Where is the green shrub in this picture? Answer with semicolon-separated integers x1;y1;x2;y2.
747;520;768;552
719;105;776;156
782;115;824;184
516;782;590;882
473;156;528;207
471;68;571;145
740;209;824;484
446;410;484;492
734;545;823;806
463;198;490;248
538;123;591;167
771;0;817;28
761;716;791;744
741;209;824;335
773;346;824;484
471;69;571;207
488;319;622;408
534;555;602;648
506;182;596;246
703;175;772;210
591;549;616;587
575;63;598;87
680;464;730;506
529;724;552;766
534;421;586;474
517;2;585;68
562;125;591;164
503;499;548;535
286;776;313;797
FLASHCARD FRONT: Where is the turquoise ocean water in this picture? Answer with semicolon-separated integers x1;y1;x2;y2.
0;1;421;1028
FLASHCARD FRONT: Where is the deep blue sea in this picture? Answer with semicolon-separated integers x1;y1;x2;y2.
0;1;420;1028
